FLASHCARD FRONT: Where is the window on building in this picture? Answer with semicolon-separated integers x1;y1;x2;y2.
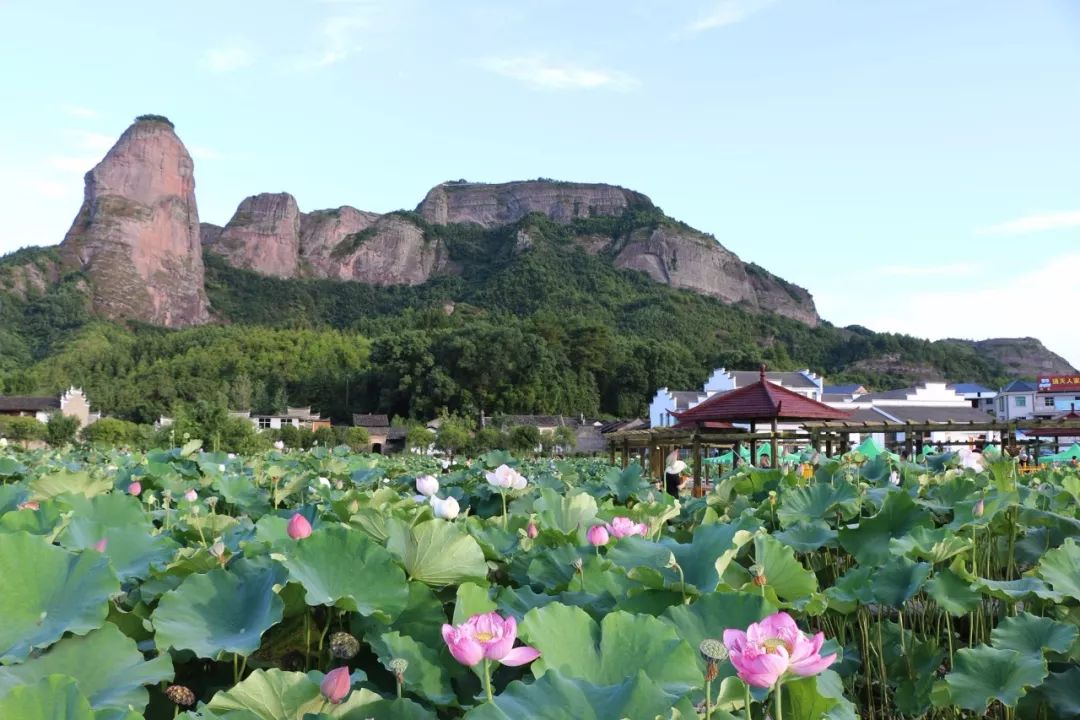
258;417;271;429
998;398;1005;411
1015;397;1026;407
1044;397;1055;407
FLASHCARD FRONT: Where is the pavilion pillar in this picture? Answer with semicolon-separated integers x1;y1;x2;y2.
825;435;834;457
609;442;616;466
749;422;757;467
770;419;779;470
692;437;702;496
621;441;629;469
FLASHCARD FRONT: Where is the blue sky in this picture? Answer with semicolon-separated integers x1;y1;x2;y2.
1;0;1079;367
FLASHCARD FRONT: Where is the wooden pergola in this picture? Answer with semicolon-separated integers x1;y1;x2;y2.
605;415;1080;493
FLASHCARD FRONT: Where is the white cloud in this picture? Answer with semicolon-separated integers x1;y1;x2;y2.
204;46;254;73
977;211;1080;236
819;251;1080;370
686;0;779;33
62;105;98;119
30;179;75;199
70;131;115;152
475;56;639;91
294;11;378;69
879;262;981;278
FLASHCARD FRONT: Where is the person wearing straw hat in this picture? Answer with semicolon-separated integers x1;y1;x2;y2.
665;456;688;497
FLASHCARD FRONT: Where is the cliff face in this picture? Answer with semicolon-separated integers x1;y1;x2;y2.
611;225;819;325
59;116;209;327
947;338;1078;376
298;206;380;278
206;193;302;278
417;180;653;227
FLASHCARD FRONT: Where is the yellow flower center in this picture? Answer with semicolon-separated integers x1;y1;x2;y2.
475;632;494;642
761;638;789;654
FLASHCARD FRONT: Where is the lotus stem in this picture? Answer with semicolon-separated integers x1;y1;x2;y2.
501;490;508;530
745;681;752;720
774;678;783;720
304;610;311;671
705;677;712;719
483;658;494;703
673;561;687;605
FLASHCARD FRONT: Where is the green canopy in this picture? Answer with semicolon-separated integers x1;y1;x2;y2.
1042;444;1080;463
921;444;936;455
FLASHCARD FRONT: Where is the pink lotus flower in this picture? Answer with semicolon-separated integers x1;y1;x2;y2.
93;538;107;552
287;513;312;539
606;516;648;539
723;612;836;688
485;464;527;490
526;521;539;539
587;524;610;547
17;501;39;511
184;488;198;502
128;481;142;496
320;666;351;704
441;612;540;667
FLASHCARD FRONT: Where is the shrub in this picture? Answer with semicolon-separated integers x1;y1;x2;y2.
0;415;46;441
508;425;541;454
46;413;81;446
81;418;140;445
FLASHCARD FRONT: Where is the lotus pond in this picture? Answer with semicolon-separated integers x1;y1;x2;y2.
0;442;1078;720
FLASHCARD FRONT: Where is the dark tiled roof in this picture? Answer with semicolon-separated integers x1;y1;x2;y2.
0;395;59;412
353;413;390;428
873;405;995;423
674;371;850;424
386;427;408;440
731;370;818;389
949;383;994;394
1002;380;1037;393
497;415;578;428
821;393;854;403
599;418;647;434
823;384;865;395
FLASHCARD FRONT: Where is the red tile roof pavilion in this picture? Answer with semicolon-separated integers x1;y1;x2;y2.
672;366;851;427
1021;406;1080;438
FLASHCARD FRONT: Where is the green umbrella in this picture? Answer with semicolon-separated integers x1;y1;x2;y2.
855;437;883;458
1042;444;1080;463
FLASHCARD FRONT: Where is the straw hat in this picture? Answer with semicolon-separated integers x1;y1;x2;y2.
666;460;687;475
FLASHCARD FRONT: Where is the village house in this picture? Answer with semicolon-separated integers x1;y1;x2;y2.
993;380;1038;421
352;414;406;454
0;387;99;429
236;406;331;432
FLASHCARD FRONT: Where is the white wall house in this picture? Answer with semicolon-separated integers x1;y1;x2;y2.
825;382;998;446
994;380;1037;421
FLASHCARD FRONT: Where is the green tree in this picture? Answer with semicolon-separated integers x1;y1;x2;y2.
279;424;302;448
0;415;46;442
508;425;541;455
406;424;435;453
312;426;335;447
81;418;140;445
474;426;507;452
46;413;80;446
554;424;577;454
435;414;474;461
336;425;370;452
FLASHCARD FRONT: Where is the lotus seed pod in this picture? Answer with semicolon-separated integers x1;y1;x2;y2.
389;657;409;675
699;638;728;661
165;684;196;707
329;631;360;659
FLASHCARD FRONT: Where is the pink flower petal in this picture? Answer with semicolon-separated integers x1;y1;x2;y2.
499;645;541;666
789;651;837;677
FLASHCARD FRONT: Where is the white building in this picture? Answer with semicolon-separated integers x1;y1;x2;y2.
1034;375;1080;418
948;383;998;413
0;387;99;429
649;368;823;428
826;382;998;446
994;380;1037;421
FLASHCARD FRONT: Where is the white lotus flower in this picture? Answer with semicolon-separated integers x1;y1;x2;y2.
431;495;460;520
485;464;527;491
318;476;331;488
958;448;984;472
218;464;226;473
184;488;198;502
889;471;900;486
416;474;439;497
274;440;285;450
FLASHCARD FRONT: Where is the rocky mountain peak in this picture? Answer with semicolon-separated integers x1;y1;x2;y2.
416;180;653;227
206;192;302;278
59;115;209;327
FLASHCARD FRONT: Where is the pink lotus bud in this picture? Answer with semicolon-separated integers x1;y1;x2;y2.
587;524;610;547
527;521;539;539
320;666;351;704
184;489;198;502
287;513;312;539
93;538;107;552
127;481;142;496
17;501;39;511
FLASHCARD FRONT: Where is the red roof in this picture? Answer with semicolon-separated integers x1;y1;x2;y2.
1022;408;1080;437
672;368;851;426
